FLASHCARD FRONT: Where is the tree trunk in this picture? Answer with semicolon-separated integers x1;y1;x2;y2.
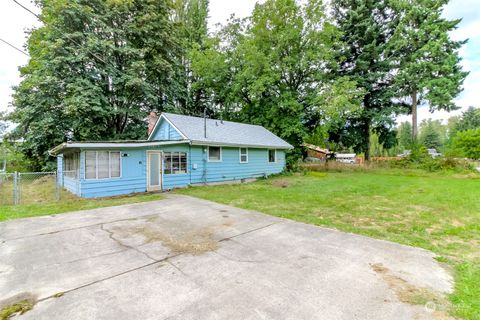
411;89;418;142
365;120;371;161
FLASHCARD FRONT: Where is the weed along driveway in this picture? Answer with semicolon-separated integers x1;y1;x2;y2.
0;195;453;319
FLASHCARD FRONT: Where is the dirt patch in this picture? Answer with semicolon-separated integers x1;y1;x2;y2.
222;221;233;228
407;205;432;212
142;227;218;255
0;293;36;320
109;224;219;256
370;263;453;319
272;179;289;188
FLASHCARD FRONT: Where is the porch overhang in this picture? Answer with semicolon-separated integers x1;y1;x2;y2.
49;140;190;156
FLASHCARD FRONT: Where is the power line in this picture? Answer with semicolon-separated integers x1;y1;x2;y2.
12;0;40;19
0;38;29;56
10;0;159;97
11;0;108;65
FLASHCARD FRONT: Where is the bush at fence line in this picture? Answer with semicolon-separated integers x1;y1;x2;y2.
30;175;55;185
301;161;369;173
391;144;477;173
0;172;64;205
0;173;15;206
301;152;478;174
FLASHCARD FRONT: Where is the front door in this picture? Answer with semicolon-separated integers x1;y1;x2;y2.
147;151;162;191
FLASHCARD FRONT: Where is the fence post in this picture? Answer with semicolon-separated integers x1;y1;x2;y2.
55;171;60;201
18;172;21;205
13;171;18;205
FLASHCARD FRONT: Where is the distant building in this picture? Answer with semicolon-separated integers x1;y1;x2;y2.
335;153;357;164
303;143;332;162
427;148;442;158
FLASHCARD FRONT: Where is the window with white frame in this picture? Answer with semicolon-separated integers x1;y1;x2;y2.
85;151;121;179
268;149;276;163
164;152;187;174
208;146;222;162
239;148;248;163
63;152;79;178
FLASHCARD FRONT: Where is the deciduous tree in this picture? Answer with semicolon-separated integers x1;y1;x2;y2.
11;0;182;169
451;128;480;159
173;0;210;115
191;0;363;165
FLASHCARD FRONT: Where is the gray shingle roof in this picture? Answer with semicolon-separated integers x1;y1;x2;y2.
162;113;293;149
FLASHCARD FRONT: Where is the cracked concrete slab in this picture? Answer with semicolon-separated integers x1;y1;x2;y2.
0;195;453;319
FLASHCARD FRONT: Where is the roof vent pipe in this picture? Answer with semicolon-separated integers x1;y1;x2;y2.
203;108;207;138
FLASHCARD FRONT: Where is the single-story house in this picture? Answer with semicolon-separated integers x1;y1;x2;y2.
49;112;293;198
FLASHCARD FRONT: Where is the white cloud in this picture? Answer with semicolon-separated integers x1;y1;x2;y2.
208;0;260;31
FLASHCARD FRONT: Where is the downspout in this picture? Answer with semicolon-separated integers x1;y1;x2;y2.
203;146;207;184
189;143;192;185
203;108;207;184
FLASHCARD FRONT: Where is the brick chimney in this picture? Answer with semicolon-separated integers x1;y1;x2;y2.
147;111;158;136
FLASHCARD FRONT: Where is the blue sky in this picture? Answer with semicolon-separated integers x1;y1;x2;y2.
0;0;478;125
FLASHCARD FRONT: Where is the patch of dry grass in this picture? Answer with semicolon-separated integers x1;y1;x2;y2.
272;179;290;188
109;223;219;256
370;263;446;306
370;263;454;319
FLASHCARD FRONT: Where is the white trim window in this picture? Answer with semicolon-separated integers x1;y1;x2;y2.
208;146;222;162
268;149;276;163
85;151;121;179
164;152;187;174
239;148;248;163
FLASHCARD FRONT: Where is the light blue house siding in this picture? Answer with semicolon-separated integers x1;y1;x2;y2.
152;119;183;140
80;150;147;198
54;112;292;198
58;144;285;198
190;146;285;184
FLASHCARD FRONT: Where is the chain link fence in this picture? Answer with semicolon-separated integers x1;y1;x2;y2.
0;172;60;206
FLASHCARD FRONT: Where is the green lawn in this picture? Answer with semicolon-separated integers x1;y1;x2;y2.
0;193;164;222
177;171;480;319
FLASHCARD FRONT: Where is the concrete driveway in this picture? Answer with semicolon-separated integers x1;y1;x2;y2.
0;195;452;319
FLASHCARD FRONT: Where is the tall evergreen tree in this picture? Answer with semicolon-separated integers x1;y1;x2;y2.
331;0;402;160
453;106;480;133
419;119;444;149
11;0;181;169
390;0;468;141
397;121;413;148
